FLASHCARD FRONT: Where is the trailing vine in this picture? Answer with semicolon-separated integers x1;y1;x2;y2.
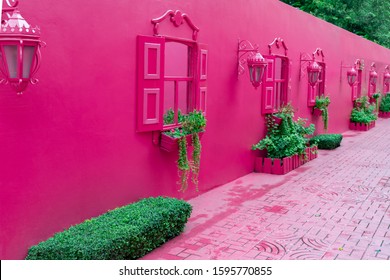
177;137;190;192
191;132;201;191
314;95;330;131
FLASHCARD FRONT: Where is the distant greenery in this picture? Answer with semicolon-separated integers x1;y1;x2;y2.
280;0;390;48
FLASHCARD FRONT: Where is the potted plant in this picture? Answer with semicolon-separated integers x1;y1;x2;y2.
379;92;390;118
252;104;316;174
162;110;206;192
350;96;377;130
314;94;330;130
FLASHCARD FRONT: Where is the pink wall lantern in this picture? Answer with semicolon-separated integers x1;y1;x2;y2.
347;67;357;86
0;1;44;95
369;63;378;85
307;61;321;87
247;52;267;89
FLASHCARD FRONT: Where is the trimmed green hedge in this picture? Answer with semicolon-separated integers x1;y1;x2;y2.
309;134;343;150
25;197;192;260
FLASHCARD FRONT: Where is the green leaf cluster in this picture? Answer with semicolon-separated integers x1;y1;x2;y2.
163;109;186;126
25;197;192;260
379;93;390;112
252;105;315;159
309;134;343;150
350;96;377;123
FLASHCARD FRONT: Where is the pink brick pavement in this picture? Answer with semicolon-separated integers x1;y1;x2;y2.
143;118;390;260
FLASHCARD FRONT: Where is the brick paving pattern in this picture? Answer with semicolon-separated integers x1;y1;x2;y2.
143;119;390;260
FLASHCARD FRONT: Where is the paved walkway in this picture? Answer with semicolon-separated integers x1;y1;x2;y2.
143;119;390;260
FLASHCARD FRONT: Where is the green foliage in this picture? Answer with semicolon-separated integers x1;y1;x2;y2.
252;104;315;159
25;197;192;260
309;134;343;150
314;94;331;130
350;96;377;123
280;0;390;49
379;93;390;112
163;109;185;125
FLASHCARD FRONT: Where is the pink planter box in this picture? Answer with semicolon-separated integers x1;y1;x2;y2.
349;121;375;131
379;111;390;118
254;147;317;175
160;132;203;152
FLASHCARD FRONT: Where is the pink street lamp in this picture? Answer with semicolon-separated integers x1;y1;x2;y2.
247;52;267;89
347;67;357;86
307;61;321;87
0;2;44;95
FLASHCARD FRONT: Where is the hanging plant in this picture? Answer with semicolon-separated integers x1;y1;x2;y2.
163;110;206;192
314;94;330;130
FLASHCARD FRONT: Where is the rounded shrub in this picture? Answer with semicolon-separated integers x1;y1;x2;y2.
25;197;192;260
309;134;343;150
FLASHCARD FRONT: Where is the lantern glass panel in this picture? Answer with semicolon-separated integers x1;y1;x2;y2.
3;45;19;78
255;67;261;82
249;65;254;82
347;74;356;86
309;71;319;85
22;46;36;78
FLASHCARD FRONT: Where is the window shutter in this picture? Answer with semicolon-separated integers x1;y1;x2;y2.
196;43;208;114
352;84;358;101
136;35;165;132
307;84;316;106
262;56;276;114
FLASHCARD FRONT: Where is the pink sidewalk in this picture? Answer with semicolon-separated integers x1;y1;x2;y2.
143;119;390;260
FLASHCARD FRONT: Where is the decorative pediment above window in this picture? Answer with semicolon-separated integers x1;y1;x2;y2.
151;10;200;41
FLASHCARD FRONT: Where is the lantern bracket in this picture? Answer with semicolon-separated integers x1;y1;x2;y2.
299;48;325;81
1;0;19;21
237;39;259;76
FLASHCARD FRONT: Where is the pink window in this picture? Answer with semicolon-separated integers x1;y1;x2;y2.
262;55;289;114
136;35;208;132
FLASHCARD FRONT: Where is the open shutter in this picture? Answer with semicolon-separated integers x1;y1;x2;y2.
196;43;208;114
136;35;165;132
262;56;276;114
307;84;316;106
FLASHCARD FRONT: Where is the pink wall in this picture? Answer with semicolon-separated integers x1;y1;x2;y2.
1;0;390;259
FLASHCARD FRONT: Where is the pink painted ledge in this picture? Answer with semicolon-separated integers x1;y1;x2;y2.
349;121;376;131
378;111;390;118
160;132;204;152
254;146;318;175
